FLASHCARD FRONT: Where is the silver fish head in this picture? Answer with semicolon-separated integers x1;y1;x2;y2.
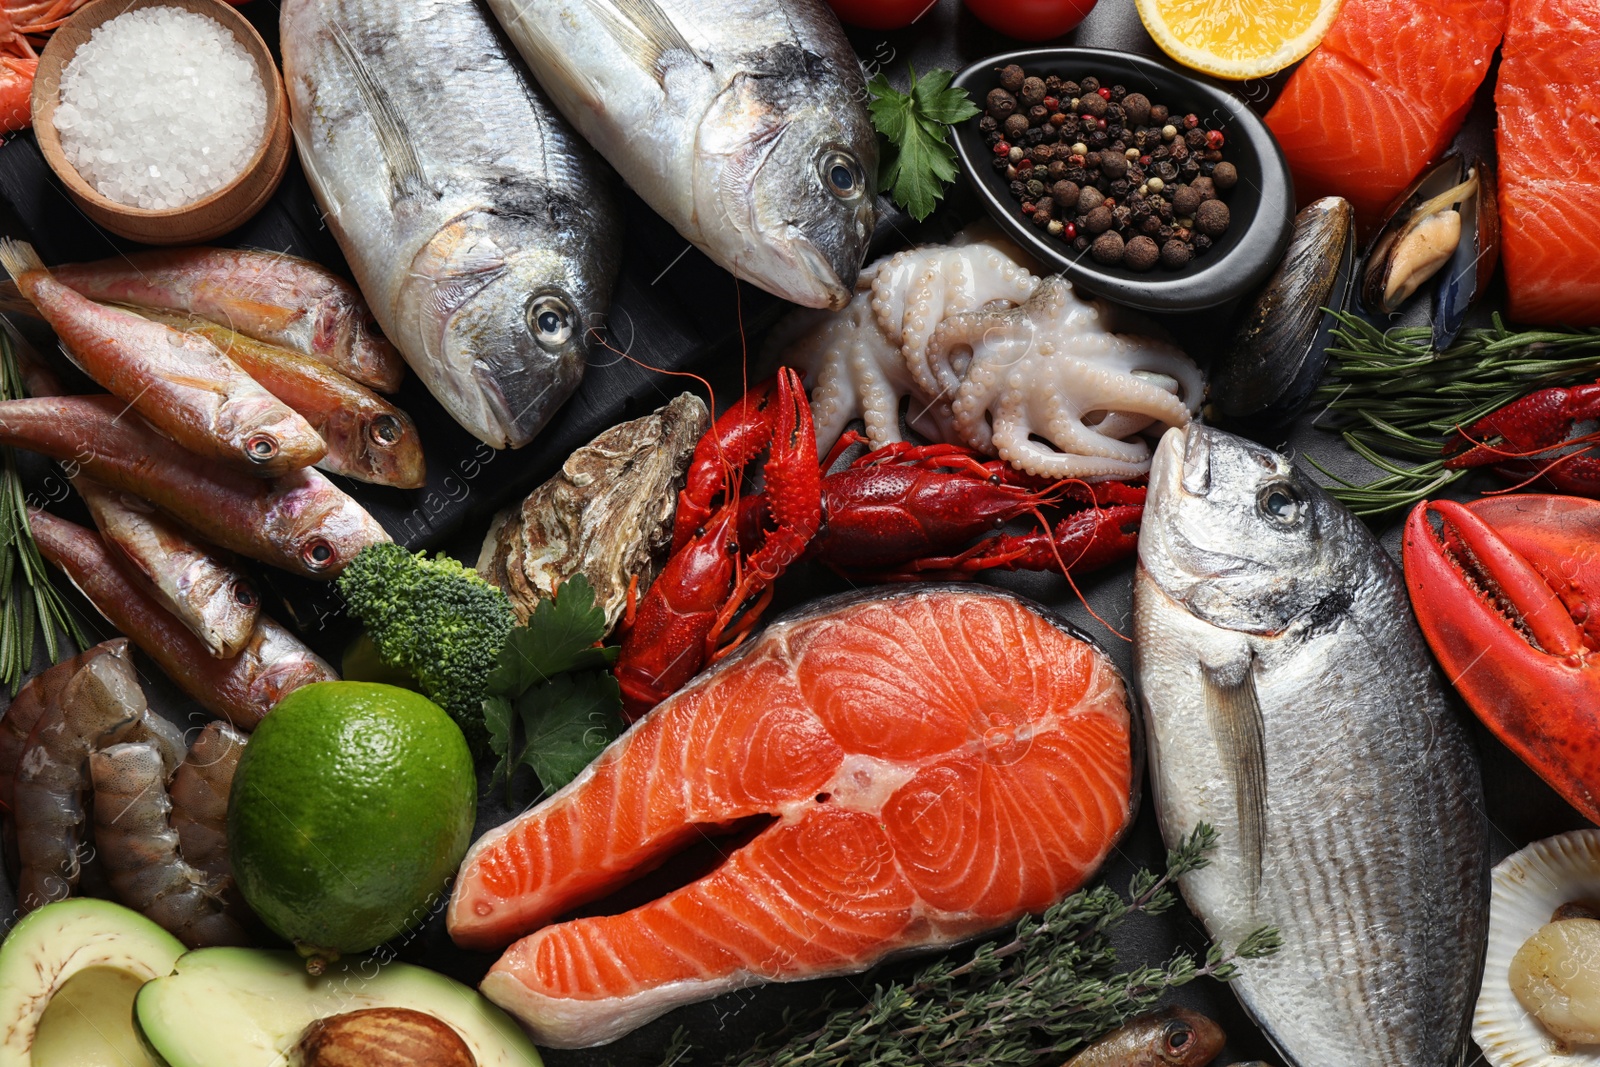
402;214;606;449
697;48;878;310
1140;423;1355;635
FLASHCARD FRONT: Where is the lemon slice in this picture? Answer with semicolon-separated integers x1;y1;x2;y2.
1135;0;1345;80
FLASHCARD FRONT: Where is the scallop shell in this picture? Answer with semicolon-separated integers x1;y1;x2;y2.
1475;830;1600;1067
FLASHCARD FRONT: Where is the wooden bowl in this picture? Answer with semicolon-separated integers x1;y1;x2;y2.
30;0;290;245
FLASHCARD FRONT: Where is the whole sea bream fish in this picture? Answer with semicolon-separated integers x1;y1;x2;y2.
1133;424;1488;1067
280;0;622;448
485;0;878;309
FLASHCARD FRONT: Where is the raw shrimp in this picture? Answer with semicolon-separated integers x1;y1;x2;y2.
0;0;93;132
169;721;245;889
12;642;147;911
90;740;248;947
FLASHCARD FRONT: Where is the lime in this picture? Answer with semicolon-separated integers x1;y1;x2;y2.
228;682;476;969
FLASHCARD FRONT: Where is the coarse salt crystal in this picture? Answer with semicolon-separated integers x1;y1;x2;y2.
54;6;267;211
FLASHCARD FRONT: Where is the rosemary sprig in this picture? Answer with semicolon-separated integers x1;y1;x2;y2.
665;825;1281;1067
1311;312;1600;515
0;324;86;693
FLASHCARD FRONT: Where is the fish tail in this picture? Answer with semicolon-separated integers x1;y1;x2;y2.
0;238;45;290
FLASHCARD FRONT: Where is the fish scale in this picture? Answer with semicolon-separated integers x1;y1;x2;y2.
1134;424;1487;1067
280;0;621;449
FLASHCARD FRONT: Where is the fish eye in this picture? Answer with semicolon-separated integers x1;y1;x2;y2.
301;538;335;570
368;414;403;447
1164;1022;1193;1054
246;433;280;463
527;294;573;349
1258;482;1306;526
232;582;258;607
820;150;864;200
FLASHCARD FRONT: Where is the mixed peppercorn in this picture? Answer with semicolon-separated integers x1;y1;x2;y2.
981;66;1238;271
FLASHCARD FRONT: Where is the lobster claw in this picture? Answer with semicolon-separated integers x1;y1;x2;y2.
1403;495;1600;823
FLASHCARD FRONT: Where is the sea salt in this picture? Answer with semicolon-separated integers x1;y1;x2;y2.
54;6;267;211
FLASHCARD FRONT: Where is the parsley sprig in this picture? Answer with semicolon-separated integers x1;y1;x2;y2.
664;824;1280;1067
483;575;623;801
868;65;981;222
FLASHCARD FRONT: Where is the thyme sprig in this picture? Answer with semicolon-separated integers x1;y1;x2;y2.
665;825;1281;1067
1310;313;1600;516
0;324;85;693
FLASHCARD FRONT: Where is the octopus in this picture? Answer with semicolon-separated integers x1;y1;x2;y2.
932;278;1203;479
775;227;1203;479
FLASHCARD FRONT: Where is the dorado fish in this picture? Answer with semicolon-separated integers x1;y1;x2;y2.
0;397;389;578
74;476;261;659
29;511;337;730
280;0;622;449
485;0;877;309
0;240;326;475
38;246;407;393
1132;424;1488;1067
130;308;426;489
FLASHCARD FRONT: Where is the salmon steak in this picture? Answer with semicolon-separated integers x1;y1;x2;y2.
1496;0;1600;324
1264;0;1506;226
448;586;1137;1048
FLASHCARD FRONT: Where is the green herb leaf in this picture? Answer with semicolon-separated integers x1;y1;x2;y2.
487;574;614;697
868;65;979;222
483;694;515;790
512;670;623;793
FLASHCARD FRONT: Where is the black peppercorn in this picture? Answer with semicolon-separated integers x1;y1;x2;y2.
1150;144;1170;161
1195;198;1230;236
1033;206;1053;227
1079;75;1100;93
1127;164;1145;184
1122;93;1151;126
1073;235;1092;252
999;65;1025;93
1091;230;1124;264
1170;142;1189;163
1140;214;1163;236
1185;127;1206;149
1212;161;1238;190
1112;203;1133;228
1109;178;1131;198
1044;74;1063;93
1026;178;1046;198
1156;199;1174;221
987;88;1017;119
991;156;1009;173
1088;129;1110;149
1160;239;1192;269
1060;115;1080;136
980;115;999;134
1047;161;1069;181
1193;234;1213;251
1084;151;1103;170
1009;180;1027;198
1154;161;1178;182
1020;76;1047;106
1029;104;1051;123
1023;127;1046;146
1060;80;1080;97
1125;235;1160;271
1180;159;1201;178
1203;149;1223;163
1065;165;1088;184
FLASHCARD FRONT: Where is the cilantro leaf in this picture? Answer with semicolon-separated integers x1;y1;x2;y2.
487;574;613;696
867;65;980;222
513;671;623;794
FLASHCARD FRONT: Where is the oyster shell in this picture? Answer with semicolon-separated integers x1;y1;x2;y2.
1475;830;1600;1067
1206;196;1354;433
477;393;709;631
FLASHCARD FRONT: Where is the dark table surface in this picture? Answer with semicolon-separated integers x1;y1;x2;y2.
0;1;1589;1065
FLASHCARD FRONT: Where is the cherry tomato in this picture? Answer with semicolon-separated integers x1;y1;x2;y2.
963;0;1099;40
825;0;936;30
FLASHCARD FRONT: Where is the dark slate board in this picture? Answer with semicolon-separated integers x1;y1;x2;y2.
0;2;1588;1066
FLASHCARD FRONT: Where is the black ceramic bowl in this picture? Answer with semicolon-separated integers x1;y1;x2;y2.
951;48;1295;312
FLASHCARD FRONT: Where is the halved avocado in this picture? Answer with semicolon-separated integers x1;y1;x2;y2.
0;898;185;1067
134;948;541;1067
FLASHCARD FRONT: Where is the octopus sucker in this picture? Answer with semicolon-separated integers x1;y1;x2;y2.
779;230;1202;479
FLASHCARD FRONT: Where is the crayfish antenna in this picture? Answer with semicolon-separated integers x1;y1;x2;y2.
1027;503;1131;643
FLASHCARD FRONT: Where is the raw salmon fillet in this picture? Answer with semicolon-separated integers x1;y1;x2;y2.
1496;0;1600;324
1264;0;1506;225
448;587;1135;1048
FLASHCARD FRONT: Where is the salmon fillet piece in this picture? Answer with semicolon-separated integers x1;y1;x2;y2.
1265;0;1506;225
448;587;1135;1048
1496;0;1600;324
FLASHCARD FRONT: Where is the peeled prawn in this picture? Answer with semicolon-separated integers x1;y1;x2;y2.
169;721;245;890
12;641;148;911
90;740;248;947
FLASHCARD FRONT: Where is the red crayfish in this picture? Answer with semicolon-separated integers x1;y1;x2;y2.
1442;382;1600;494
613;370;1145;720
1403;494;1600;824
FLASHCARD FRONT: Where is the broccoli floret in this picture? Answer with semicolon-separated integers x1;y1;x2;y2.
337;543;516;742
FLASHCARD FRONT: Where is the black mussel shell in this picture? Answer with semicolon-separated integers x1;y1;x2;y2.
1206;197;1354;435
1432;158;1499;350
